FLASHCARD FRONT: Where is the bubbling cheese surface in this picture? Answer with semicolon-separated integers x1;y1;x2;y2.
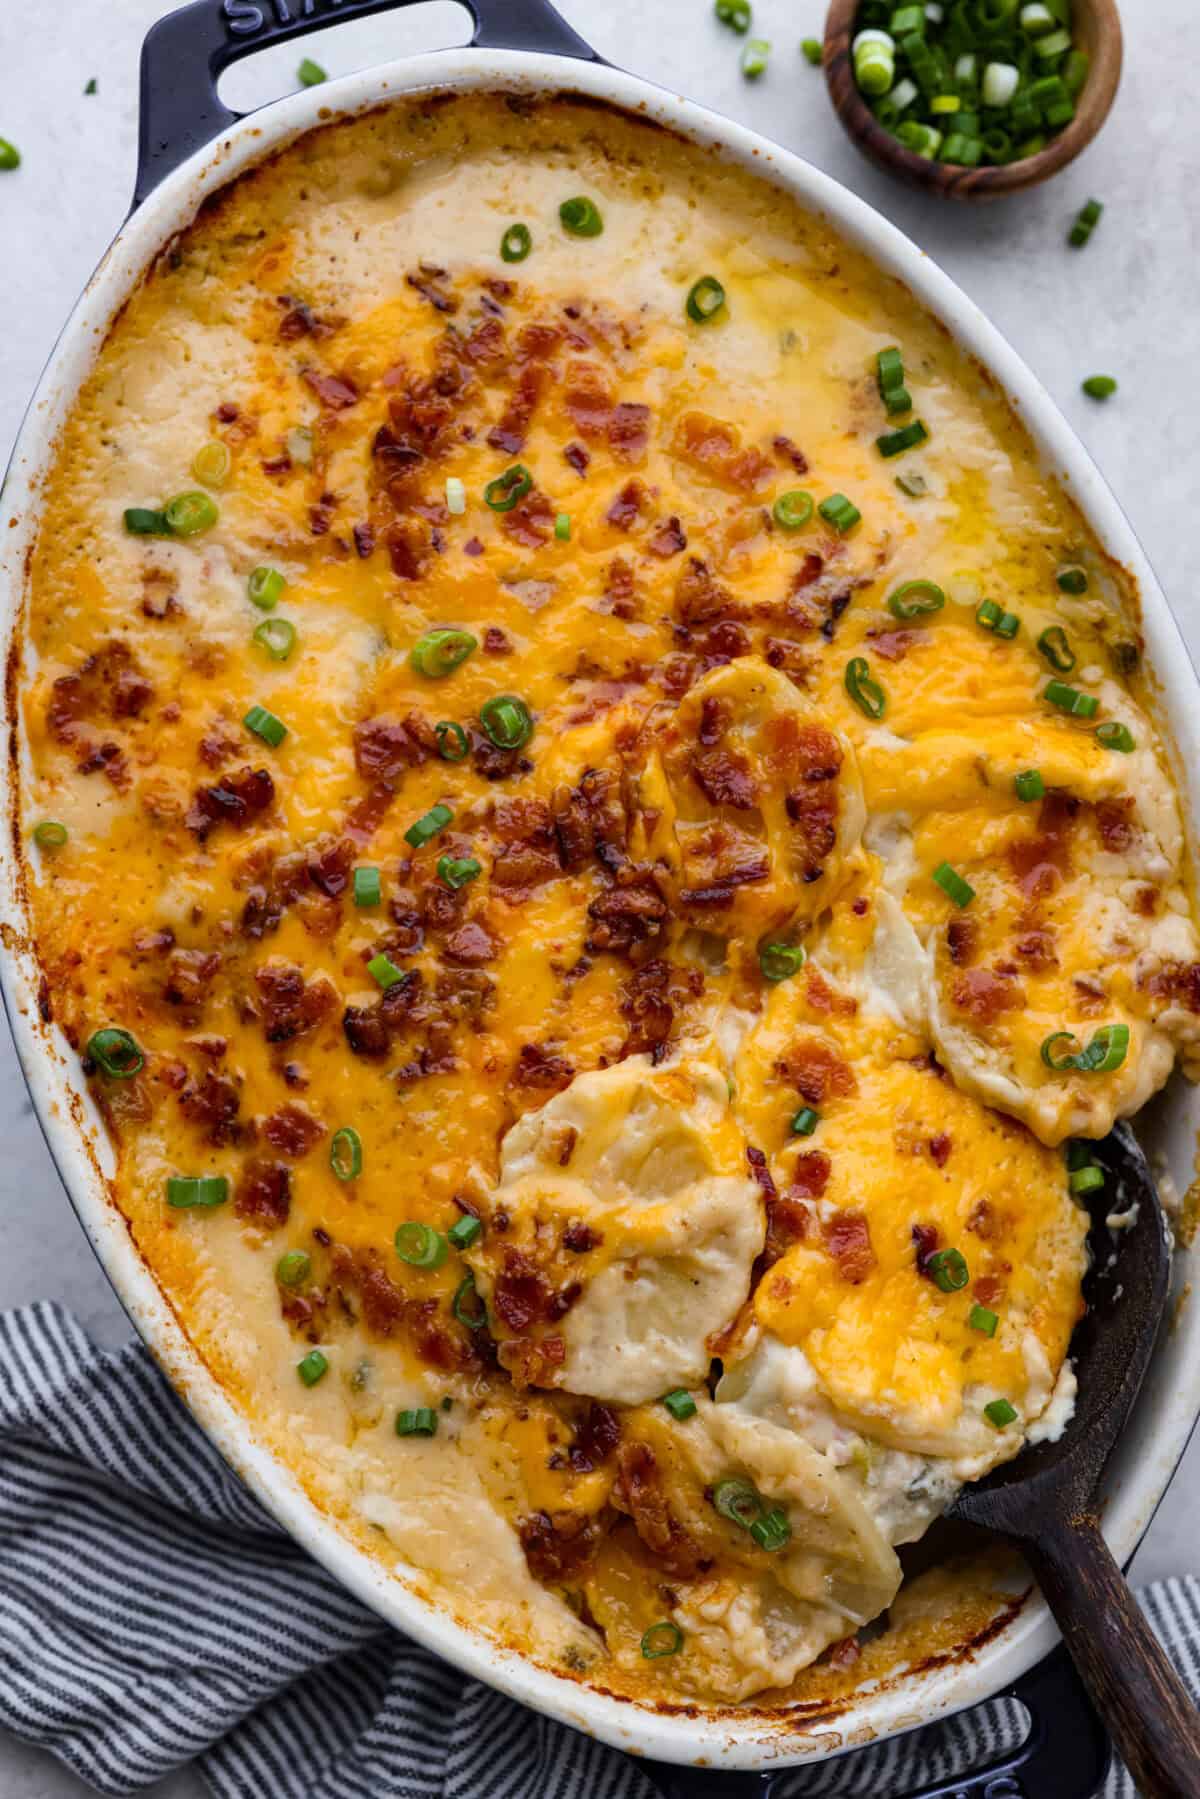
18;90;1199;1708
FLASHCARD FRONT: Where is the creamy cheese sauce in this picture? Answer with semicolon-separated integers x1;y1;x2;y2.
18;90;1199;1709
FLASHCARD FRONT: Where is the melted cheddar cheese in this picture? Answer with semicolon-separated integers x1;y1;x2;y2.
18;90;1198;1709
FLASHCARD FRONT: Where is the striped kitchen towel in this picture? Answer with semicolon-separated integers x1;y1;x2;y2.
0;1302;1193;1799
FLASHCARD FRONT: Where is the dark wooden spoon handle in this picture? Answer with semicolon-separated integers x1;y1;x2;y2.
1025;1512;1200;1797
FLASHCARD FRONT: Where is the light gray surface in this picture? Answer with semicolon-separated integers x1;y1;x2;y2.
0;2;1195;1792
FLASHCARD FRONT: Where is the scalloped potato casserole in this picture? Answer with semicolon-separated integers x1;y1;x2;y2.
18;90;1200;1708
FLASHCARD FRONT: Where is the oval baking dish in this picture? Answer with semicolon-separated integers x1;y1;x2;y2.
3;1;1200;1787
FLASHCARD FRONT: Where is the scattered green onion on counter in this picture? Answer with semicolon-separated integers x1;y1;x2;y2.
1082;374;1117;400
1069;197;1103;248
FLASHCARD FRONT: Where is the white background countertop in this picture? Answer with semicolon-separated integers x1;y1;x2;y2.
0;1;1196;1791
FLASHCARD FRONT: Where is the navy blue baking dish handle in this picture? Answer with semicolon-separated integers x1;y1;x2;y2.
134;0;602;205
640;1647;1111;1799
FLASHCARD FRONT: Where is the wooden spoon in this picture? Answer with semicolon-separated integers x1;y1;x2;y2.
639;1125;1200;1797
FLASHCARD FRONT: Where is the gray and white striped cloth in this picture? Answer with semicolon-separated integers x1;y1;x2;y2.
0;1302;1194;1798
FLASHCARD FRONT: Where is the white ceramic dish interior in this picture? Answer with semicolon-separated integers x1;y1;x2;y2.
2;31;1199;1777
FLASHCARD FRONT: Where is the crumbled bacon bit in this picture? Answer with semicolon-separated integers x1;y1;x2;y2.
912;1223;940;1275
442;920;497;966
48;641;154;744
779;1040;856;1105
353;713;434;788
185;767;275;840
353;522;375;558
586;874;669;955
790;1151;831;1199
613;1441;708;1578
691;749;757;810
647;515;687;558
514;1043;575;1090
929;1132;952;1168
947;918;978;967
563;441;590;475
235;1159;291;1227
563;1220;600;1253
261;1103;325;1159
605;480;645;531
519;1510;604;1583
673;410;773;492
674;557;735;627
254;960;336;1044
951;967;1026;1025
824;1210;875;1284
773;434;809;474
483;626;512;656
179;1070;241;1145
301;366;358;410
405;269;459;314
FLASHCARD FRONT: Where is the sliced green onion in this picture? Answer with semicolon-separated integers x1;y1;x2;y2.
1014;769;1045;803
896;121;944;159
447;1214;483;1251
1043;679;1098;718
411;628;478;677
773;490;814;531
641;1621;684;1659
453;1272;488;1330
759;942;806;982
445;476;467;516
712;1477;763;1529
942;134;983;167
1056;564;1089;593
1096;722;1135;753
985;1397;1018;1429
819;493;861;535
930;94;961;116
86;1028;143;1079
891;76;919;110
436;720;470;762
298;1350;329;1387
969;1304;999;1337
896;471;928;498
124;507;168;536
877;420;929;459
287;426;314;466
1082;375;1117;401
927;1247;970;1293
982;61;1020;106
192;441;231;488
1062;48;1090;95
438;854;482;890
298;57;327;86
933;862;975;908
395;1222;448;1269
1037;626;1076;672
276;1249;311;1288
244;704;287;748
479;694;533;751
559;197;604;238
686;276;727;323
166;1175;228;1210
749;1507;791;1553
1020;2;1056;33
396;1407;438;1437
163;491;219;536
1070;1165;1105;1195
801;38;823;66
248;566;286;611
555;513;571;541
500;222;532;263
792;1107;820;1137
845;657;886;720
975;600;1020;639
662;1389;698;1421
876;346;905;397
353;866;382;908
887;579;944;619
1069;198;1103;249
330;1127;363;1182
32;821;68;849
405;803;453;848
715;0;751;30
483;466;534;511
367;954;406;991
890;4;925;30
742;38;771;78
1035;27;1072;62
254;618;296;661
0;140;21;171
1041;1023;1130;1074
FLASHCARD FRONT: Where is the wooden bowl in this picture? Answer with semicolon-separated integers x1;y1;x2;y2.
823;0;1123;199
